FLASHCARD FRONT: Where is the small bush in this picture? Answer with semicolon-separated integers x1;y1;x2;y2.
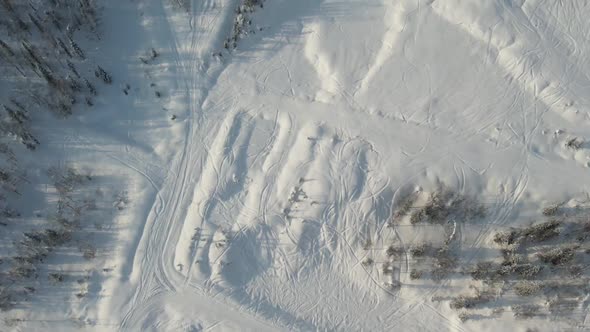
81;245;96;260
542;204;562;217
514;264;543;279
500;250;524;268
414;186;486;225
410;243;430;257
386;280;401;290
114;191;130;210
514;281;541;296
492;307;504;316
423;191;450;223
547;298;579;316
409;269;422;280
382;262;393;274
522;220;560;242
0;287;12;311
450;288;494;310
393;192;417;220
511;304;540;319
431;246;457;280
4;317;23;327
470;261;494;280
363;238;372;250
458;312;469;322
493;230;520;247
9;264;36;279
565;137;583;150
95;65;112;84
244;0;263;7
409;210;424;224
568;264;583;277
386;245;404;257
48;272;65;283
537;246;577;265
362;257;374;266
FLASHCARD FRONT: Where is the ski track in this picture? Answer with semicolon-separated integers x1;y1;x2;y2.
120;0;241;328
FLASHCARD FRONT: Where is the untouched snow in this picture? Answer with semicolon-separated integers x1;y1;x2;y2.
6;0;590;331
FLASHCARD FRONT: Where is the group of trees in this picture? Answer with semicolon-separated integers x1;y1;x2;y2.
0;0;111;168
223;0;265;50
451;204;590;323
0;0;113;313
375;186;590;324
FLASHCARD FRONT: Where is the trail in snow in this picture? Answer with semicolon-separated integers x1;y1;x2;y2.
97;0;590;331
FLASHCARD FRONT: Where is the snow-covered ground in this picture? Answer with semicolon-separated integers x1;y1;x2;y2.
4;0;590;331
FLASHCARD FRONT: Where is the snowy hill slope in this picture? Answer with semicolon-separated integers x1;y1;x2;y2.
4;0;590;331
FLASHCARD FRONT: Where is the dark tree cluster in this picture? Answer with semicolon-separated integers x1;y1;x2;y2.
449;205;590;323
223;0;265;50
0;0;112;313
0;0;111;124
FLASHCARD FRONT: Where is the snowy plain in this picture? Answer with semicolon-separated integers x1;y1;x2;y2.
3;0;590;331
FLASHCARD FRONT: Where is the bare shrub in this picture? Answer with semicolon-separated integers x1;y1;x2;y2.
543;280;590;298
409;210;424;224
511;304;540;319
565;137;583;150
4;317;23;327
48;166;86;195
547;298;579;317
496;251;529;279
423;191;451;223
537;246;577;265
522;220;561;242
470;261;494;280
568;264;583;277
542;203;563;217
419;186;485;225
48;272;65;283
392;191;417;222
42;229;72;246
492;307;505;316
450;288;494;310
114;191;129;210
493;229;521;247
170;0;191;12
514;264;543;279
410;243;430;257
224;0;265;49
362;257;374;266
494;220;561;251
0;287;12;311
514;281;541;296
386;245;404;257
458;312;469;322
431;246;457;280
244;0;263;7
409;269;422;280
385;280;401;290
382;262;393;274
9;264;36;279
95;65;112;84
80;244;96;260
575;221;590;242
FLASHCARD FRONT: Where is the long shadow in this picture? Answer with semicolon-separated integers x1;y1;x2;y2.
231;0;380;61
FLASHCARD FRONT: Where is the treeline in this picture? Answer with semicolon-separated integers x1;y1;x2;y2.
0;0;113;313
